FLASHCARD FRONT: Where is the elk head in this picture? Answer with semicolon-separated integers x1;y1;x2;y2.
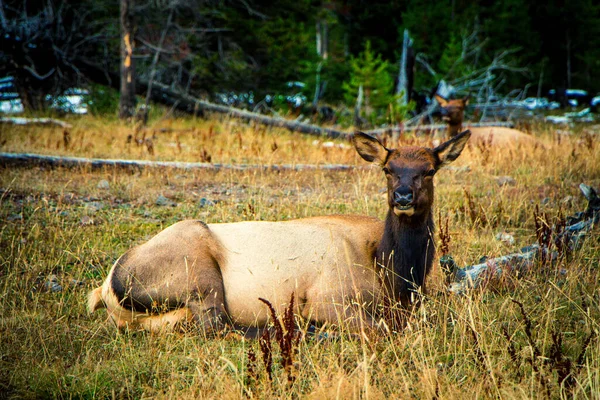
353;130;471;221
435;95;469;137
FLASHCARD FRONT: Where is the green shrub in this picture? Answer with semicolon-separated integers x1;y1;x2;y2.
84;84;120;116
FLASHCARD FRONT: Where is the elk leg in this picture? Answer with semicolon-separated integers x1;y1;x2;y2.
186;297;227;335
185;260;230;335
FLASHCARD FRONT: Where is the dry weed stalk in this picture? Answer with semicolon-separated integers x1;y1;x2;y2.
258;329;273;382
199;148;212;163
437;211;458;283
502;299;595;396
467;323;496;387
246;345;259;393
533;205;569;266
248;294;301;389
63;129;71;149
437;212;451;257
476;133;493;165
463;188;488;227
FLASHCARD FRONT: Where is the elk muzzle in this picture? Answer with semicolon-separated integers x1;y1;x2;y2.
392;187;415;216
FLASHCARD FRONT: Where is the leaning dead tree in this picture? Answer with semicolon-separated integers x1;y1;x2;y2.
447;184;600;294
149;82;350;139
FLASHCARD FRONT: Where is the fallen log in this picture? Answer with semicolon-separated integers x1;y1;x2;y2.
1;117;73;129
447;184;600;294
0;152;358;172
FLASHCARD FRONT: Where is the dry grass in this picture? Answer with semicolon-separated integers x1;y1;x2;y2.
0;114;357;166
1;114;599;399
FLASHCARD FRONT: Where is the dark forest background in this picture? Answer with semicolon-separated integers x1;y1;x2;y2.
2;0;599;119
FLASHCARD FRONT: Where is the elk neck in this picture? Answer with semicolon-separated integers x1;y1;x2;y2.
376;208;435;300
447;121;463;137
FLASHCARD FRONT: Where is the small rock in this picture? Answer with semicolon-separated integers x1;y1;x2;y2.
45;275;62;293
198;198;216;208
85;201;104;213
80;215;95;226
156;195;177;207
496;231;515;245
69;278;85;288
83;195;100;202
62;192;77;203
541;197;551;205
495;176;516;186
97;180;110;190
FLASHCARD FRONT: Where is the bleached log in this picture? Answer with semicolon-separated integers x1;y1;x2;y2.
448;184;600;294
0;117;72;129
0;152;358;172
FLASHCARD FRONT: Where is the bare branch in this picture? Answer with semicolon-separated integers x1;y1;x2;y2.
137;37;175;55
415;54;437;76
171;23;232;34
238;0;267;19
23;66;55;80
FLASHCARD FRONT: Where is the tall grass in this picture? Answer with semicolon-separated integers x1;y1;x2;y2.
0;115;599;398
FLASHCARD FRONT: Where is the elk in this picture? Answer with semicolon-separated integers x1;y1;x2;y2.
88;130;471;335
435;95;540;146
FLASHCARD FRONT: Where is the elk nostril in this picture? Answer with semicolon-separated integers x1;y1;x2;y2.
393;191;413;207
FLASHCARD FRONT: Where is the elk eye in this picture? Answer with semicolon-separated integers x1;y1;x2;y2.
425;169;436;177
382;167;391;175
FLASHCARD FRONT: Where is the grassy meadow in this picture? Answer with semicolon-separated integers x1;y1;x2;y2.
1;113;599;399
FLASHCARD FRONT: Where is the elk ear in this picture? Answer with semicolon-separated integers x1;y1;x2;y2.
433;129;471;168
462;96;470;106
435;94;448;107
352;132;389;166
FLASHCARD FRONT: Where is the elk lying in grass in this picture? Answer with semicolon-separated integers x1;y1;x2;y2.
88;130;471;335
435;95;540;146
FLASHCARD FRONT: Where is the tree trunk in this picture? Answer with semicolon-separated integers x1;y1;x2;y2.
119;0;136;119
396;29;414;104
312;20;328;109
